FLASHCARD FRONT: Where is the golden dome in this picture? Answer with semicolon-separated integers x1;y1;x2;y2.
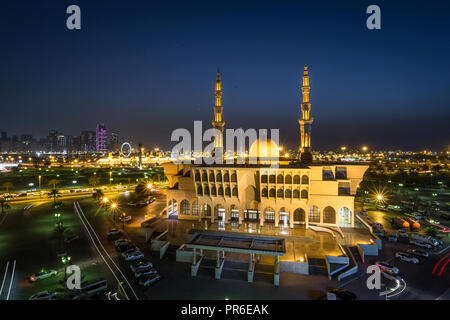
249;139;279;164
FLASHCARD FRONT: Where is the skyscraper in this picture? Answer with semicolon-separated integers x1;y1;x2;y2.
96;123;107;152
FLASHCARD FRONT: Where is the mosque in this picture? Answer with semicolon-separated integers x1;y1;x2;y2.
162;66;368;230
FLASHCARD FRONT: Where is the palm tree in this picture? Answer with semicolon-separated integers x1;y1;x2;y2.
48;188;60;205
1;182;13;193
92;189;104;203
53;223;70;251
48;179;60;189
88;176;100;187
0;198;10;215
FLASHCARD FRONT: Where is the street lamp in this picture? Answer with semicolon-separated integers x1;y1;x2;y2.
61;255;72;281
121;212;126;230
111;202;118;221
362;146;368;152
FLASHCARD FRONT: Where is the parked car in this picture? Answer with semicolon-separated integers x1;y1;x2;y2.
139;274;162;287
29;291;57;300
371;223;383;229
134;267;158;278
398;231;409;239
65;234;80;244
30;269;58;282
327;288;357;300
114;239;131;247
107;229;122;237
410;240;433;249
115;242;137;253
122;250;144;261
406;249;429;257
74;279;108;299
395;252;419;264
373;229;385;237
375;262;399;275
130;260;154;273
388;232;398;242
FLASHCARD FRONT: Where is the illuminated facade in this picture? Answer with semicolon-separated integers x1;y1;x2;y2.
163;67;369;230
211;69;225;152
299;65;313;164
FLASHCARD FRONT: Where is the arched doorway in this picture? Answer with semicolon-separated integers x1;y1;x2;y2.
293;208;305;223
263;207;275;224
279;207;290;227
202;204;211;218
338;207;352;227
323;206;336;224
180;200;190;215
214;204;225;222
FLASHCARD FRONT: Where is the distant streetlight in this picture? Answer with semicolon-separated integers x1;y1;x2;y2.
147;183;152;190
362;146;368;152
341;146;347;152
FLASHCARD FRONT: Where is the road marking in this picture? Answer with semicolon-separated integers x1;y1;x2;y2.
0;261;10;297
76;202;138;300
74;202;139;300
6;260;16;300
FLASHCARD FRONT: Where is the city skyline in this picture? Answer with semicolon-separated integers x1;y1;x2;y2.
1;1;450;151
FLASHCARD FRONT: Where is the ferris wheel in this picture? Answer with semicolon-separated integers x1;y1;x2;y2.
120;142;132;157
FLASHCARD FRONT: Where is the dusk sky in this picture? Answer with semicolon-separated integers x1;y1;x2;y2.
1;0;449;151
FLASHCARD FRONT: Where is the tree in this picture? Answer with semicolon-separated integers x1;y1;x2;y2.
48;179;60;189
53;223;70;251
88;176;100;187
425;226;438;237
0;198;10;215
1;182;13;193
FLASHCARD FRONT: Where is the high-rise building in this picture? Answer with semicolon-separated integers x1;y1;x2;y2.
299;65;314;164
96;123;107;152
80;130;96;152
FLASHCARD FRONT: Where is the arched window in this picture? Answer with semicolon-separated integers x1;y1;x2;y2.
202;204;211;216
262;188;268;197
269;188;276;197
180;200;190;215
225;186;231;196
224;172;230;182
218;186;224;196
301;189;308;199
285;189;292;198
294;208;305;222
230;205;239;221
202;171;207;181
197;185;203;196
195;172;201;181
232;186;238;196
301;175;309;184
261;175;268;183
308;206;320;223
277;188;284;197
211;185;217;196
293;175;300;184
209;172;215;182
231;173;237;182
216;172;222;182
204;185;210;196
269;175;276;183
323;206;336;224
192;200;200;216
277;174;284;184
293;189;300;198
285;175;292;184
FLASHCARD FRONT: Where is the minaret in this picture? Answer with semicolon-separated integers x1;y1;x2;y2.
299;65;314;164
212;68;225;151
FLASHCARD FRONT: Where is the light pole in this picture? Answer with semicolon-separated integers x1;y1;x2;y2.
61;255;71;282
111;202;117;222
121;212;126;231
